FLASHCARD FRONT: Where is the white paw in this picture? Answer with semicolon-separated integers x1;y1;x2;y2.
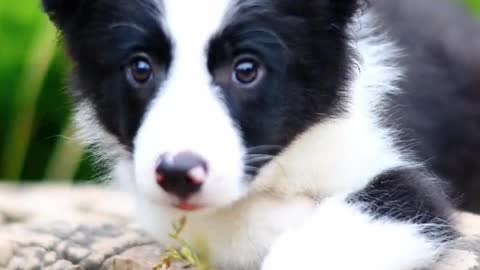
261;225;318;270
261;198;358;270
261;197;441;270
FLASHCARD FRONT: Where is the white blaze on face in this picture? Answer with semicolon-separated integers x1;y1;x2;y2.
133;0;246;208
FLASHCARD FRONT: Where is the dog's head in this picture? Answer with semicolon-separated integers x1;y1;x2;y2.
43;0;359;211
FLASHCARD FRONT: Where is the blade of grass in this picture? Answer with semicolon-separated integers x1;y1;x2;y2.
0;19;57;180
45;120;84;181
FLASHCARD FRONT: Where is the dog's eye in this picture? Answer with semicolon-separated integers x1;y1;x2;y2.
232;57;264;87
127;55;153;86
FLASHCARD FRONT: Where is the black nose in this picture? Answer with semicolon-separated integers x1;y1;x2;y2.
155;151;208;199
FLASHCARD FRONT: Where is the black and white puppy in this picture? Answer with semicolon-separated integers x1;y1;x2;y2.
41;0;477;269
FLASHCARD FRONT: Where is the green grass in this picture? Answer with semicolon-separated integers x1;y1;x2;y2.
0;1;94;182
1;19;57;180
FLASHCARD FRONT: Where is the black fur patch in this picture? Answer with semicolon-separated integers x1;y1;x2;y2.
350;167;457;240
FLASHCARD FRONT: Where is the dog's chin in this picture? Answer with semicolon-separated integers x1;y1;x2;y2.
171;193;247;214
143;199;233;216
139;183;249;214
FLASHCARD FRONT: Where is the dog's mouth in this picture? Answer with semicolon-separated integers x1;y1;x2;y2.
173;201;204;212
158;180;246;212
166;184;247;212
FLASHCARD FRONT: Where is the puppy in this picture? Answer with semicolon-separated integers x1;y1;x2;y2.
42;0;478;269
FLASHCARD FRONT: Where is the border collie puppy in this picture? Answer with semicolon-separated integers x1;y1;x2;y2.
41;0;473;269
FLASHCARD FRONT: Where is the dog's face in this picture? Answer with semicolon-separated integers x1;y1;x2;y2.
43;0;357;211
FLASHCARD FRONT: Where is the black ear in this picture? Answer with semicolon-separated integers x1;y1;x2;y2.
278;0;361;27
41;0;86;29
328;0;362;24
311;0;361;27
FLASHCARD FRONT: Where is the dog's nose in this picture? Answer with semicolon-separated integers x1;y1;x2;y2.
155;151;208;199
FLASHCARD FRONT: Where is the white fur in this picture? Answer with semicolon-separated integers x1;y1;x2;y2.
136;193;316;270
261;196;445;270
133;0;247;208
73;100;131;164
73;101;137;187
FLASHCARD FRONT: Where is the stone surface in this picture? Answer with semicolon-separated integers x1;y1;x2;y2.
0;184;479;270
0;185;169;270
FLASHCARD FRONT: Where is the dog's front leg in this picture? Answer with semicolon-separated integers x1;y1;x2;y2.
261;167;457;270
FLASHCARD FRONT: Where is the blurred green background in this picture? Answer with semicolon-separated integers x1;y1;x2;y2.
0;1;479;183
0;1;98;182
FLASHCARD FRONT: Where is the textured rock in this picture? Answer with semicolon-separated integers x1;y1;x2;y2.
3;225;167;270
0;184;479;270
0;185;167;270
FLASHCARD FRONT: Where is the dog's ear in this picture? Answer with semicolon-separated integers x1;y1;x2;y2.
312;0;361;27
41;0;87;29
279;0;361;27
327;0;362;24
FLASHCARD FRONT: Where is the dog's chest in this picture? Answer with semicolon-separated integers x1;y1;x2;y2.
181;196;316;270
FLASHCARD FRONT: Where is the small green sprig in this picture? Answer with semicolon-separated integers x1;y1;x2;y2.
154;217;213;270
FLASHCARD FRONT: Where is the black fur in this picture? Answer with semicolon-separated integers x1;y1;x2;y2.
44;0;172;149
350;167;457;240
374;0;480;212
42;0;85;28
209;0;357;150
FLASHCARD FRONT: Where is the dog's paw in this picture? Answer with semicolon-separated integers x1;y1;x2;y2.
261;223;318;270
261;196;443;270
261;198;356;270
